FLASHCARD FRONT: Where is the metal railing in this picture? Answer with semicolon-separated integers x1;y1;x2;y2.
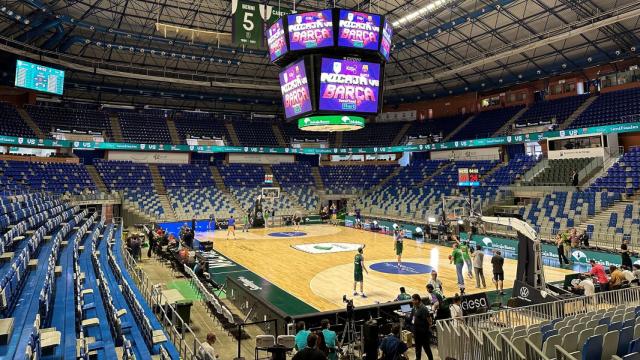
437;287;640;359
116;222;204;359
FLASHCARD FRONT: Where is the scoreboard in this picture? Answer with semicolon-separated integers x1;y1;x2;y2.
458;168;480;187
14;60;65;95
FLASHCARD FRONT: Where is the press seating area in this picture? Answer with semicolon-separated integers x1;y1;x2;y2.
94;160;164;217
338;122;405;147
118;112;172;144
0;102;35;137
25;104;112;138
572;87;640;128
173;111;229;142
452;105;525;140
0;160;96;195
233;122;279;147
516;94;589;127
525;157;596;186
320;165;397;194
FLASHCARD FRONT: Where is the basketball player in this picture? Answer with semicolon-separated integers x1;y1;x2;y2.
353;246;368;298
330;203;337;226
394;228;404;268
208;213;216;231
226;216;236;240
293;211;301;231
354;207;362;229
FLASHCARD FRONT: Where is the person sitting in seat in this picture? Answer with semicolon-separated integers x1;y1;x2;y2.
609;265;626;290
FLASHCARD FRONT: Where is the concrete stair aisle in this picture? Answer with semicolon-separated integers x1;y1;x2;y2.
391;123;412;145
17;108;45;138
209;166;245;213
366;167;401;195
416;162;452;187
109;115;124;142
493;106;529;136
85;165;107;192
272;124;287;147
311;167;325;190
148;164;176;220
224;123;241;146
166;118;181;145
560;96;599;130
443;115;476;141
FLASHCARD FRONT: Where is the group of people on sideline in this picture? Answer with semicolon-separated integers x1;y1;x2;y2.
448;236;505;296
555;228;590;265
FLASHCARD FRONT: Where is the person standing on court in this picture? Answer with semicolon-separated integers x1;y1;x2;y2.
453;236;473;279
320;319;337;360
449;243;466;295
394;228;404;269
472;244;486;288
555;234;569;265
226;215;236;240
428;270;444;295
491;250;505;295
409;294;434;360
621;243;633;269
353;246;368;298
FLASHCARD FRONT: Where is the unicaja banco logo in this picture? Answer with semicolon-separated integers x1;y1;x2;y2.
571;250;587;263
482;237;493;247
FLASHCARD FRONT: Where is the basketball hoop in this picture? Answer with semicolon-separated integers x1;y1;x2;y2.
446;213;458;221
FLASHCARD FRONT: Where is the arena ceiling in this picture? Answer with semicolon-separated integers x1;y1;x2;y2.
0;0;639;107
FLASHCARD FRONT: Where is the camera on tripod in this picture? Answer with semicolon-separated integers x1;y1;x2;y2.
342;295;355;314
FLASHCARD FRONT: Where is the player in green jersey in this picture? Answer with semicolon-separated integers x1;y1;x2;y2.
353;246;368;298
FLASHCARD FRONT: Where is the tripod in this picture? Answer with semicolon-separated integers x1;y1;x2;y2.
338;299;359;360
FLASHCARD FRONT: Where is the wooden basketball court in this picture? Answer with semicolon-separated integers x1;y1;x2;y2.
198;224;574;312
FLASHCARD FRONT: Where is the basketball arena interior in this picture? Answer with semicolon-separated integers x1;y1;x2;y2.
0;0;639;359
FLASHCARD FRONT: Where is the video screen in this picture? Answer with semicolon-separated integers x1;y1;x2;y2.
379;20;393;61
319;58;381;113
14;60;64;95
267;18;288;62
338;10;381;50
287;10;334;51
279;59;313;119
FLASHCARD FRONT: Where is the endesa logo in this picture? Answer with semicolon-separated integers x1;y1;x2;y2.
460;296;488;312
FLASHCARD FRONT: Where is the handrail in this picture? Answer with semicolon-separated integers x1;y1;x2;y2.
115;222;203;359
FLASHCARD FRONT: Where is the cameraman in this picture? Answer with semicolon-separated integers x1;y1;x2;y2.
408;294;434;360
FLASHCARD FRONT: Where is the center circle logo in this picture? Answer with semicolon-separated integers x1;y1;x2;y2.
369;262;433;275
268;231;307;237
519;287;530;298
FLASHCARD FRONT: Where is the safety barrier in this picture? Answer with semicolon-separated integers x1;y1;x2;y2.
436;286;640;359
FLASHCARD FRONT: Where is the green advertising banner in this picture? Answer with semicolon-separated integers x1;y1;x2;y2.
3;121;640;155
232;0;263;48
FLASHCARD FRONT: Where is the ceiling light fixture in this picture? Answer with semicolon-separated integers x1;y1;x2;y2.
392;0;451;27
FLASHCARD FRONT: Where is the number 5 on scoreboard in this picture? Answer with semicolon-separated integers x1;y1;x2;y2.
243;12;254;31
